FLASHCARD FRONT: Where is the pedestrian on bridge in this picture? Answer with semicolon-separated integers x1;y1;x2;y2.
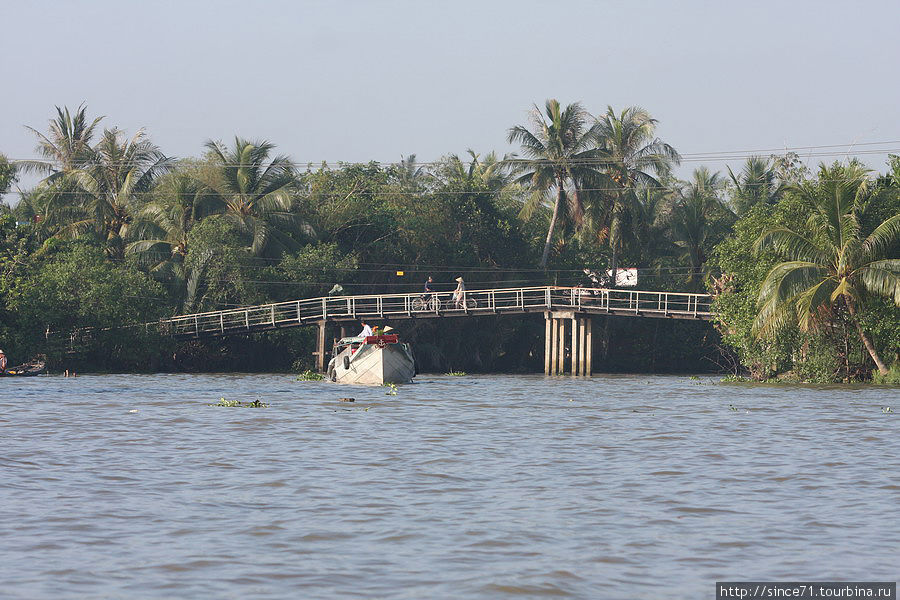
453;277;466;309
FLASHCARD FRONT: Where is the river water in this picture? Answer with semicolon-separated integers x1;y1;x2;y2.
1;374;897;599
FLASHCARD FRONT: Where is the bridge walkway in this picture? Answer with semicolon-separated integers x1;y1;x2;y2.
159;286;714;375
160;285;713;340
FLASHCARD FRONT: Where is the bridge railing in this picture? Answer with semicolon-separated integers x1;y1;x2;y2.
570;287;713;315
161;286;712;337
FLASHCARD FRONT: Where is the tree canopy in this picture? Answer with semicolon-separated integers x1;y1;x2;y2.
1;103;896;380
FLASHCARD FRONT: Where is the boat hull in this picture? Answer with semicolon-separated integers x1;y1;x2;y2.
327;343;415;385
0;361;47;377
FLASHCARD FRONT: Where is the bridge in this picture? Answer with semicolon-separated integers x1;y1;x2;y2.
159;286;714;376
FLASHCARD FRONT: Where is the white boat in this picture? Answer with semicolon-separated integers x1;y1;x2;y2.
326;334;416;385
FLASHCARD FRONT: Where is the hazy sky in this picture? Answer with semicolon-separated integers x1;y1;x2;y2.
3;0;899;202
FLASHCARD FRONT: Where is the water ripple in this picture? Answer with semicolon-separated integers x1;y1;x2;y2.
0;373;897;598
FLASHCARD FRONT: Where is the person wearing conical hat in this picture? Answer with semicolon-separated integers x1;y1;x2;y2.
452;276;466;309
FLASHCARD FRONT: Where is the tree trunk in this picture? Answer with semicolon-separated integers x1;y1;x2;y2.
609;250;618;287
608;194;623;286
846;300;889;375
540;184;564;269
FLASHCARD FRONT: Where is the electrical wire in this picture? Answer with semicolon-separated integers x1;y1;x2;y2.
7;138;900;169
4;167;897;199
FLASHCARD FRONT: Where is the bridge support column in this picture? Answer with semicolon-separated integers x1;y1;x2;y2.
544;317;552;375
584;316;592;376
571;316;579;375
578;316;586;375
315;320;327;372
545;312;592;376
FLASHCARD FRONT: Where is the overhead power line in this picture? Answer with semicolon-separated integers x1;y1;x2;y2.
3;171;896;199
6;139;900;170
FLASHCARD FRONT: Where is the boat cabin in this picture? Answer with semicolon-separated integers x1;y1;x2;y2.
332;334;400;356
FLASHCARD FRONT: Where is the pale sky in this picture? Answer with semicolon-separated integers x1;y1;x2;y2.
3;0;899;203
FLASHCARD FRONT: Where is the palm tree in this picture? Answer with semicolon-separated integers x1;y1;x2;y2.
65;128;172;259
437;150;512;192
202;137;313;256
754;163;900;375
590;106;680;279
128;172;212;260
127;171;220;309
506;100;601;268
395;154;429;192
727;156;783;215
669;167;734;289
16;105;105;241
19;104;104;181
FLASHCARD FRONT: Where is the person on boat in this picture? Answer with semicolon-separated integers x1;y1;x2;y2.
0;350;6;373
359;321;373;338
452;276;466;308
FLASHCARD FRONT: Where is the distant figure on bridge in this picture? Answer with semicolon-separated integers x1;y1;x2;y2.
0;349;6;373
424;276;434;295
359;321;373;338
452;277;466;309
583;268;609;288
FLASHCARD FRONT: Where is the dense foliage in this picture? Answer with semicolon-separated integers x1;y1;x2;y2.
709;159;900;381
1;104;897;379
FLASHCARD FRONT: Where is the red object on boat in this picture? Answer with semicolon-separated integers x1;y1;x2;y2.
364;334;399;345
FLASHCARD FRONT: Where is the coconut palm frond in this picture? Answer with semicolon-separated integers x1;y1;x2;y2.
794;278;838;331
755;228;827;263
859;214;900;264
855;262;900;304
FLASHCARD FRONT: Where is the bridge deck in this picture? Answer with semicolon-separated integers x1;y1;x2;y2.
161;286;713;339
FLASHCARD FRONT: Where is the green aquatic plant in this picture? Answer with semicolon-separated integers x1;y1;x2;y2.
213;398;241;407
383;383;398;396
721;375;752;383
296;370;325;381
209;397;268;408
446;371;467;376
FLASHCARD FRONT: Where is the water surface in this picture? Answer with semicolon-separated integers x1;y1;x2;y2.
1;374;897;598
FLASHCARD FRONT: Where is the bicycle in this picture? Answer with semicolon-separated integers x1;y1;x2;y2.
450;296;478;310
412;293;441;311
412;294;477;311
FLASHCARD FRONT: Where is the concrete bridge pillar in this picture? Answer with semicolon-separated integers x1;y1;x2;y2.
314;320;327;372
544;312;592;376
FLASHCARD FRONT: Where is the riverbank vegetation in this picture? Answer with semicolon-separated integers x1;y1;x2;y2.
1;103;897;381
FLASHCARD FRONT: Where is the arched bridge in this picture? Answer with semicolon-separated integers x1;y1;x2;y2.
159;286;714;376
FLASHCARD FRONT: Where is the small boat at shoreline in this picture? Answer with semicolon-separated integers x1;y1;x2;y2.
326;334;416;385
1;359;47;377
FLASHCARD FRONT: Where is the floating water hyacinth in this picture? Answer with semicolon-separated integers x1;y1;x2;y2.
296;370;325;381
210;398;268;408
